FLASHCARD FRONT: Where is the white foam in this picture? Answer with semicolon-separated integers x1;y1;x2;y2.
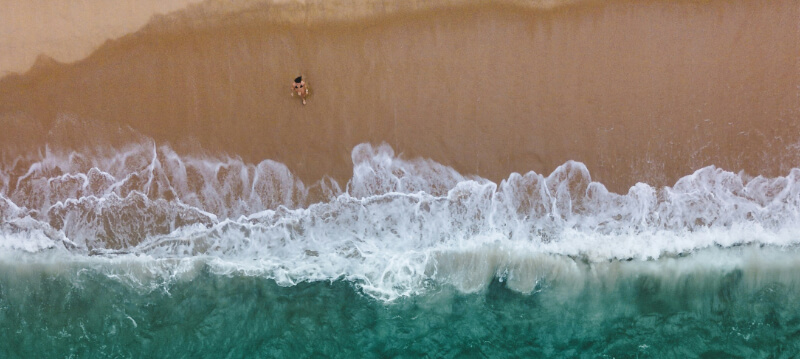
2;142;800;300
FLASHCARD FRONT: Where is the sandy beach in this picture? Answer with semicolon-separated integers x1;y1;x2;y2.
1;0;798;192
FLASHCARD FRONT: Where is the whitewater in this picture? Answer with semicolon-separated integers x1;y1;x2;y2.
2;141;800;298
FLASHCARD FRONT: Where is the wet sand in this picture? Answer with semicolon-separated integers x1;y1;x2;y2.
1;0;798;193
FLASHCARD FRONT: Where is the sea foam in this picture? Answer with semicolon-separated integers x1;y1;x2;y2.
1;142;800;300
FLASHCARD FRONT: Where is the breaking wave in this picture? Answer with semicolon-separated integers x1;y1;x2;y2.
2;141;800;300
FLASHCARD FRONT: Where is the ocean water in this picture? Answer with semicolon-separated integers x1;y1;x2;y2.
2;143;800;357
4;249;800;358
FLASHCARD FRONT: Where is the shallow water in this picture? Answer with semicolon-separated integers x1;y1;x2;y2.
3;246;800;358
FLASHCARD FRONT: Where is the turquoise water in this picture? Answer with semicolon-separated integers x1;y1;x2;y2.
2;247;799;358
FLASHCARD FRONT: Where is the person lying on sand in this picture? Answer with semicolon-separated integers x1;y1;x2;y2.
292;76;309;105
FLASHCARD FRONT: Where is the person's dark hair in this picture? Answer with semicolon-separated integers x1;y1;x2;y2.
294;76;302;83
